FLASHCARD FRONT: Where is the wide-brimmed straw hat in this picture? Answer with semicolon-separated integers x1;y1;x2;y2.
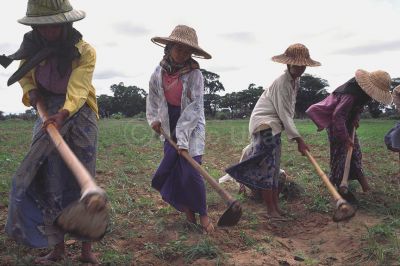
18;0;85;25
151;25;211;59
355;69;392;105
271;43;321;67
392;85;400;108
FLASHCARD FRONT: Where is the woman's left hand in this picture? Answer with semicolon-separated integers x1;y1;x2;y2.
43;109;70;130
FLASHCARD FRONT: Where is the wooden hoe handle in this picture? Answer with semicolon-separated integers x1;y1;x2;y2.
36;100;100;198
341;128;356;188
305;150;343;201
161;129;235;205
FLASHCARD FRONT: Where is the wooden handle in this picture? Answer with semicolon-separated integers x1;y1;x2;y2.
36;100;100;196
161;129;235;205
305;150;343;201
340;128;356;188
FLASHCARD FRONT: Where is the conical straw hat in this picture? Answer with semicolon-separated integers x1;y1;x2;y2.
271;43;321;67
151;25;211;59
392;85;400;108
355;69;392;105
18;0;85;25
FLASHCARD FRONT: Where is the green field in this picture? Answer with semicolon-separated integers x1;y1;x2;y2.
0;118;399;265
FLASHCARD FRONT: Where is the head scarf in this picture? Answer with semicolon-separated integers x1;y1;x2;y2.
333;77;372;107
159;43;199;76
0;23;82;86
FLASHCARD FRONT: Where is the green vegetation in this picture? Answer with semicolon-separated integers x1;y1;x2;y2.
0;118;399;265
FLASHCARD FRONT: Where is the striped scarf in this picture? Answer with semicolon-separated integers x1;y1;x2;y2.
159;44;199;76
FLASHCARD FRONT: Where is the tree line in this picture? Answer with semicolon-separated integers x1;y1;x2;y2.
1;70;399;121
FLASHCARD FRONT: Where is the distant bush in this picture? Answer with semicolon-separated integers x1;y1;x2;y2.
111;112;124;120
133;112;146;120
215;111;228;120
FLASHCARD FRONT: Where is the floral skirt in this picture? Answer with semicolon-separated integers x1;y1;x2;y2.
226;129;281;190
327;126;363;187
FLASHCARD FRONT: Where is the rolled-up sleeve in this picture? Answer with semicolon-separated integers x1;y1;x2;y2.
62;43;96;117
271;83;301;140
175;70;204;150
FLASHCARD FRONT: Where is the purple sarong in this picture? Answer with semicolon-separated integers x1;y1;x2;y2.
151;104;207;216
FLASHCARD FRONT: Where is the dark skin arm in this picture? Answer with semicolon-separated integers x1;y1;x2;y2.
151;121;161;134
31;89;70;130
294;137;310;156
151;121;188;154
42;109;70;130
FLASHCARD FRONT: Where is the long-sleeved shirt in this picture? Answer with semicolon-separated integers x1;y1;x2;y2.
249;70;301;140
146;66;206;157
306;93;362;142
18;39;98;118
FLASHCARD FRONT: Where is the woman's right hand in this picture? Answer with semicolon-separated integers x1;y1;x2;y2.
346;137;354;149
28;89;40;109
151;121;161;134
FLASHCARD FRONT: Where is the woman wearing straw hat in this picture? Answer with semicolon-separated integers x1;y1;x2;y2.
146;25;214;233
307;70;392;195
226;43;321;219
0;0;99;264
385;85;400;152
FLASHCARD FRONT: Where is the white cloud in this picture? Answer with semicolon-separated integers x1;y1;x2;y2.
332;40;400;55
0;0;399;113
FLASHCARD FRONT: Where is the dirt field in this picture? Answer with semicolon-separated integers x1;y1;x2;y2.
0;119;399;265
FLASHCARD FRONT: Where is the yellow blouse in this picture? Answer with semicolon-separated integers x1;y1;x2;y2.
18;39;99;118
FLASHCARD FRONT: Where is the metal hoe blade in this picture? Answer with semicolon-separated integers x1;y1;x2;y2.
217;200;243;227
333;202;356;222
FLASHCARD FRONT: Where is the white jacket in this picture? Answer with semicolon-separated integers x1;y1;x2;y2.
146;66;206;157
249;70;301;140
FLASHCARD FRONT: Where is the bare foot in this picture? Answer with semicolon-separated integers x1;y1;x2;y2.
276;208;286;216
79;252;99;265
184;208;197;224
35;247;65;264
80;242;99;265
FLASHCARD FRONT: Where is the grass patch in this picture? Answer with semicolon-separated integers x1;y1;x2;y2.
1;118;400;265
184;238;221;263
362;220;400;265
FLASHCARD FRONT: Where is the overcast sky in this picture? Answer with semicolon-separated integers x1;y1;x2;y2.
1;0;399;114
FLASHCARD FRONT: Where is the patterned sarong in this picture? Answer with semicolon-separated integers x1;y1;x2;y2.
226;129;281;190
327;126;363;187
6;94;98;248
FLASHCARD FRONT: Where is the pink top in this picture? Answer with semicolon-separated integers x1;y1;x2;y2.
162;71;183;107
306;93;362;142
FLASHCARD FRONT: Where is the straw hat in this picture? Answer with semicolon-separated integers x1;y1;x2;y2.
271;43;321;67
18;0;85;25
151;25;211;59
355;69;392;105
392;85;400;108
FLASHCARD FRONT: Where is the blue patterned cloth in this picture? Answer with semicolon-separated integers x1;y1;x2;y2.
226;129;281;190
5;93;98;248
384;122;400;151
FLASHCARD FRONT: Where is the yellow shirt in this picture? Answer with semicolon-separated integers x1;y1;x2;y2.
18;39;99;119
